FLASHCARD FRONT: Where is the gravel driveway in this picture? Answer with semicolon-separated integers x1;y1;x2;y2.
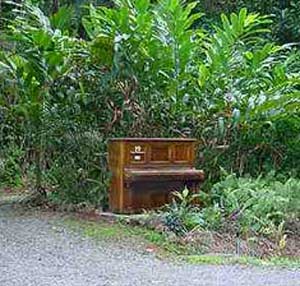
0;202;299;286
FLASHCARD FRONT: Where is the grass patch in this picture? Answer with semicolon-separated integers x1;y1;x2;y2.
126;226;187;255
62;217;186;259
64;219;131;240
185;254;300;268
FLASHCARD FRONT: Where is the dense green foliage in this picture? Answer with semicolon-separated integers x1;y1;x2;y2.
203;174;300;234
164;174;300;238
198;0;300;44
0;0;299;207
2;0;299;43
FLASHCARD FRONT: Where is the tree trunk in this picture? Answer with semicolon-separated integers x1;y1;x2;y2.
53;0;59;14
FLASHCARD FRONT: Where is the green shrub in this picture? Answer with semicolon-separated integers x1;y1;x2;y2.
164;188;205;235
198;0;300;43
0;145;24;188
163;174;300;238
45;132;110;206
202;174;300;235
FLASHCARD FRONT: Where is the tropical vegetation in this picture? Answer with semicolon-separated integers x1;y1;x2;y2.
0;0;299;255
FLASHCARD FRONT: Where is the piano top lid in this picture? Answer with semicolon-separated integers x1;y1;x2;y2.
109;137;197;142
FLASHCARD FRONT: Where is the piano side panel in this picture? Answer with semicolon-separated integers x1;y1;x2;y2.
108;141;124;212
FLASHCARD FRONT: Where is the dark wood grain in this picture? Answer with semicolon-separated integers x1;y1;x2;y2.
108;138;204;213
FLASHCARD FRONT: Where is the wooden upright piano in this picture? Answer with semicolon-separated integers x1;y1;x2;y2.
108;138;204;213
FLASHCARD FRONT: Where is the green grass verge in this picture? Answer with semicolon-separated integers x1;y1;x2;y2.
185;254;300;268
63;217;187;259
64;219;130;239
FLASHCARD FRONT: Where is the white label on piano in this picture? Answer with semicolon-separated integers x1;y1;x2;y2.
134;155;141;161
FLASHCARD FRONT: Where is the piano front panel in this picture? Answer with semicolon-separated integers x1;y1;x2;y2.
173;143;193;164
124;180;186;210
150;143;171;163
124;141;194;167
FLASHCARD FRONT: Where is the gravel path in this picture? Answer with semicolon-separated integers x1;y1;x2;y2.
0;202;299;286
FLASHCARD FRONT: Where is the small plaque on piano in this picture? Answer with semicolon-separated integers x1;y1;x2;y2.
134;155;141;161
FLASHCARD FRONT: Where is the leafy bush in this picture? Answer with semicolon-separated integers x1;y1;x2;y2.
0;145;24;188
45;132;110;206
164;187;204;236
162;174;299;242
201;174;300;235
13;0;300;44
198;0;300;43
0;2;109;203
196;7;300;180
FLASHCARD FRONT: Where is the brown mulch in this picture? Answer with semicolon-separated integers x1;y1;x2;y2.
177;229;300;258
119;212;300;259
